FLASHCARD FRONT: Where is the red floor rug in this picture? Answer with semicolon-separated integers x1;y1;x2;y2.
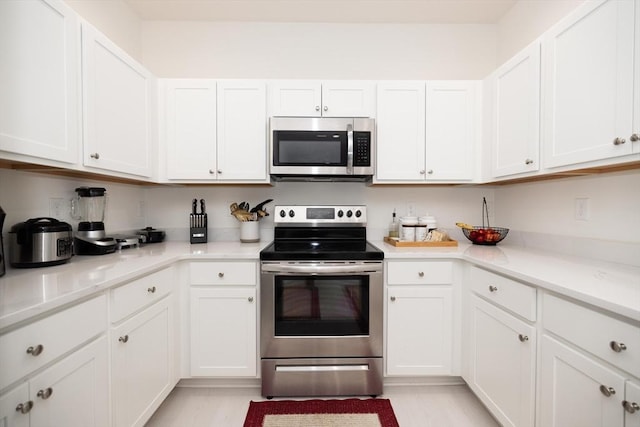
243;398;400;427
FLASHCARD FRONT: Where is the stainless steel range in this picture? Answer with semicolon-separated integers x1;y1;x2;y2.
259;205;384;398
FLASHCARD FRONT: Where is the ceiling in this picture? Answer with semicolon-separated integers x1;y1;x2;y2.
122;0;518;24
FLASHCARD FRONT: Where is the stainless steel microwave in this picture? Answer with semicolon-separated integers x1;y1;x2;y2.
269;117;375;181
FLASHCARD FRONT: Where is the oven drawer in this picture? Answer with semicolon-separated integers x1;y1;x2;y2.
190;261;257;285
387;261;453;285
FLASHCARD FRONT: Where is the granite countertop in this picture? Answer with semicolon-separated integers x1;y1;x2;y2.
1;239;638;331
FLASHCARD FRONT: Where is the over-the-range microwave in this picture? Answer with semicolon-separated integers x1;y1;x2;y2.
269;117;375;181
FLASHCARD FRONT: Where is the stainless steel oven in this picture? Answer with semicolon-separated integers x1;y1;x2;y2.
259;205;384;398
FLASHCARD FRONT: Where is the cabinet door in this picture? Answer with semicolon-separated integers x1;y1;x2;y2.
164;79;217;180
82;22;154;177
492;41;541;177
0;0;80;164
542;0;635;168
268;80;322;117
321;81;375;118
539;334;625;427
469;296;535;427
190;287;257;377
375;82;426;181
111;298;172;427
425;81;478;181
386;286;452;375
0;383;30;427
626;381;640;427
30;337;108;427
216;80;268;181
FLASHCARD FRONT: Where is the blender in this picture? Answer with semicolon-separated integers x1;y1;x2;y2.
72;187;118;255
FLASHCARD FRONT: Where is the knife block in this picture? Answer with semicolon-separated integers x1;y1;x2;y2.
190;213;207;244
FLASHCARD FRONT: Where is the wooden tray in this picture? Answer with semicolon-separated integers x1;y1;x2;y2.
384;236;458;247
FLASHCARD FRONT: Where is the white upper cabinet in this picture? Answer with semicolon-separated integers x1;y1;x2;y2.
541;0;636;168
82;22;155;178
0;0;80;164
268;80;375;117
490;41;541;178
164;80;217;180
216;80;268;182
425;81;478;181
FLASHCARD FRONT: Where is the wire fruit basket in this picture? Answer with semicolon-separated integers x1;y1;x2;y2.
459;198;509;245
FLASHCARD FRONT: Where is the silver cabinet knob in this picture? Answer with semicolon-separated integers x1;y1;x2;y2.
248;296;254;303
218;272;224;278
419;170;426;175
15;401;33;414
631;133;639;142
390;296;396;302
518;334;529;342
323;105;328;112
26;344;44;356
118;335;129;343
489;285;498;292
599;385;616;397
37;388;53;400
427;170;433;175
418;272;425;277
217;170;222;174
209;169;215;174
90;153;100;159
525;159;534;165
613;137;626;145
147;286;156;293
623;400;640;414
609;341;627;352
315;105;320;111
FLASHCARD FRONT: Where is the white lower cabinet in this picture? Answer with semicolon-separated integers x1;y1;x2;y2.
625;381;640;427
190;287;257;377
111;297;173;427
0;333;108;427
468;295;536;427
539;334;626;427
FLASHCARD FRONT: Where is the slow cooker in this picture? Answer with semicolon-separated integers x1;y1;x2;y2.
9;217;73;268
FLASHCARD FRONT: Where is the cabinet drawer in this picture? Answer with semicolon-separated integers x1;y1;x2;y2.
190;261;257;285
110;267;173;323
0;295;107;391
543;293;640;377
470;266;536;321
387;261;453;285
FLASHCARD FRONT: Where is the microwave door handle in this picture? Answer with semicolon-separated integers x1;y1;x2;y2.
346;123;354;175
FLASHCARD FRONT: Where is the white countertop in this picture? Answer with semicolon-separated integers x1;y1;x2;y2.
1;239;638;331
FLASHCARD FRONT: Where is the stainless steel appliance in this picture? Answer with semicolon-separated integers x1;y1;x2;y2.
260;205;384;398
269;117;375;181
8;217;73;268
71;187;118;255
0;206;6;276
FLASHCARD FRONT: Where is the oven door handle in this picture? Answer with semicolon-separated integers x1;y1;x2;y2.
262;262;382;275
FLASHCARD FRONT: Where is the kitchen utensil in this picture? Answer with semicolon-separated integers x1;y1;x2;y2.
461;198;509;245
72;187;118;255
9;217;73;267
190;198;207;244
0;206;5;276
137;227;166;244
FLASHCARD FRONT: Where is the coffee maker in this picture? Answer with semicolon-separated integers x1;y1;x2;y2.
0;205;6;276
72;187;118;255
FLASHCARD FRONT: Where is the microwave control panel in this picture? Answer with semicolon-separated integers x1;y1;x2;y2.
353;132;371;167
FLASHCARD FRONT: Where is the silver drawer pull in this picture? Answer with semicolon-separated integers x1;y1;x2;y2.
418;272;425;277
248;296;254;303
218;272;224;278
89;152;100;159
119;335;129;343
613;137;626;145
609;341;627;352
26;344;44;356
518;334;529;342
147;286;156;293
390;296;396;302
623;400;640;414
488;285;498;292
16;401;33;414
37;388;53;400
599;385;616;397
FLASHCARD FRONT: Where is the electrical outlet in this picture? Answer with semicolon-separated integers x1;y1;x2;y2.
406;202;416;217
49;198;68;220
575;198;590;221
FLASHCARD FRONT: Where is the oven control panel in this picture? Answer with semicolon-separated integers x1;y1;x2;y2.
274;205;367;224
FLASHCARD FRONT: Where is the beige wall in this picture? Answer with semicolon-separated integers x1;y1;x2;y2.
495;0;584;65
66;0;143;61
141;22;497;79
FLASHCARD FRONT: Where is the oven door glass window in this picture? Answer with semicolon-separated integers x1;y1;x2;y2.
273;131;347;166
274;275;369;336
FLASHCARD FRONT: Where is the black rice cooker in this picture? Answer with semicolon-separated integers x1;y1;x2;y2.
9;217;73;268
